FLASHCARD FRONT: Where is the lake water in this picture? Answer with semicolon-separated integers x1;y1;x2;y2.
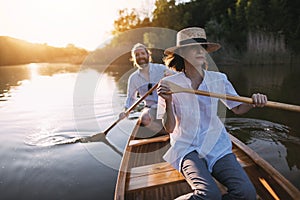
0;62;299;199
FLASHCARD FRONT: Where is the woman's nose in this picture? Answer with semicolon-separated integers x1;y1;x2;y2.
196;46;205;53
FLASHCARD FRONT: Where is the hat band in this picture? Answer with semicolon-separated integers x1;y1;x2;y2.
179;38;207;45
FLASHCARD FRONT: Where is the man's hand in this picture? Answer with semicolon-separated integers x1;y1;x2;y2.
119;111;129;120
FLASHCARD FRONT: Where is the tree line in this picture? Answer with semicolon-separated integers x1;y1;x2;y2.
107;0;299;65
0;36;88;66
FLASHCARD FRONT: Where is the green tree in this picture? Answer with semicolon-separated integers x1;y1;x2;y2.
109;0;299;55
113;8;141;34
152;0;178;29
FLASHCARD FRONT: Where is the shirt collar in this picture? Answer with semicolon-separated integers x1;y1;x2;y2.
181;69;206;87
137;63;152;74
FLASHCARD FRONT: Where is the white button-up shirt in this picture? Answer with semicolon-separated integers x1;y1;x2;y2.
157;70;242;172
125;63;169;109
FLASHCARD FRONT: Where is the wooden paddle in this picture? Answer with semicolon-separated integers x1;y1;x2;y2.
79;82;159;143
166;82;300;112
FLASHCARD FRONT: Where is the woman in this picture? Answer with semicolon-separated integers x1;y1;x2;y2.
157;27;267;199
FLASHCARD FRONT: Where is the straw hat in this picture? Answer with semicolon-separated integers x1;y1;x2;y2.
164;27;221;55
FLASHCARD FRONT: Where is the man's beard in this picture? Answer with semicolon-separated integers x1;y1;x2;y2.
136;58;149;68
138;63;149;68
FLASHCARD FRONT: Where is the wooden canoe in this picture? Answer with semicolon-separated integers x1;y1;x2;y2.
114;120;300;200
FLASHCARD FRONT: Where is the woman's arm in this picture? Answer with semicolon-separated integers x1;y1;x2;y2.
231;93;268;115
157;80;176;133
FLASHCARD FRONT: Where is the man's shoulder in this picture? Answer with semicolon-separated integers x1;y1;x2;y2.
128;69;139;80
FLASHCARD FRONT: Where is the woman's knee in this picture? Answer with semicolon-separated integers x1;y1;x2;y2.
240;183;256;200
227;182;256;200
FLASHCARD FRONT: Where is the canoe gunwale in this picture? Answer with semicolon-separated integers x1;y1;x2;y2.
114;120;142;200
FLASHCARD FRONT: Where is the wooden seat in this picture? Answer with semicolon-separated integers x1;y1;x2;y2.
126;145;255;193
126;162;184;192
126;162;228;194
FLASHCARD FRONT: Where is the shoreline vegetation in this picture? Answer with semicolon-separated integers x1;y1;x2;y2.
0;36;89;66
1;1;299;67
108;0;300;66
1;33;299;68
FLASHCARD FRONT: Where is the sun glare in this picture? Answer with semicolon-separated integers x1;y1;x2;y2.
0;0;149;50
29;63;39;79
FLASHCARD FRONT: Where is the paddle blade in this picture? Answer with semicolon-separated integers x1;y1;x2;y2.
79;132;106;143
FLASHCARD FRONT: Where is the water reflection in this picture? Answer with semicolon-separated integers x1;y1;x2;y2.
0;63;81;101
0;65;30;100
36;63;80;76
281;69;300;105
225;118;291;144
218;64;300;128
219;64;295;99
225;117;300;178
102;64;133;95
282;141;300;170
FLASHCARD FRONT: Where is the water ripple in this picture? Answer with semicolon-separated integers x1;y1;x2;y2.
24;131;83;146
224;118;300;145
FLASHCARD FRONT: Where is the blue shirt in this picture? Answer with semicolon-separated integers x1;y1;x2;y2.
157;70;242;172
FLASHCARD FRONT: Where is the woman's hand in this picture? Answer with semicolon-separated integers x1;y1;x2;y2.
232;93;268;115
251;93;268;107
157;80;176;133
157;80;172;102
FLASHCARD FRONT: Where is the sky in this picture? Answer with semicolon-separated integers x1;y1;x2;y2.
0;0;156;50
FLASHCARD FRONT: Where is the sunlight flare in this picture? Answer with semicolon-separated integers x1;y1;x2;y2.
0;0;150;50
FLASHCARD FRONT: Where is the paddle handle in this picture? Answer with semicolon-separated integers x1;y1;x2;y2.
103;83;159;135
174;88;300;112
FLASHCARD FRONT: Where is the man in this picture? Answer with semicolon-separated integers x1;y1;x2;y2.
120;43;173;133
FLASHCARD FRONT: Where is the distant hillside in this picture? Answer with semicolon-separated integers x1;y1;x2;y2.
0;36;89;66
